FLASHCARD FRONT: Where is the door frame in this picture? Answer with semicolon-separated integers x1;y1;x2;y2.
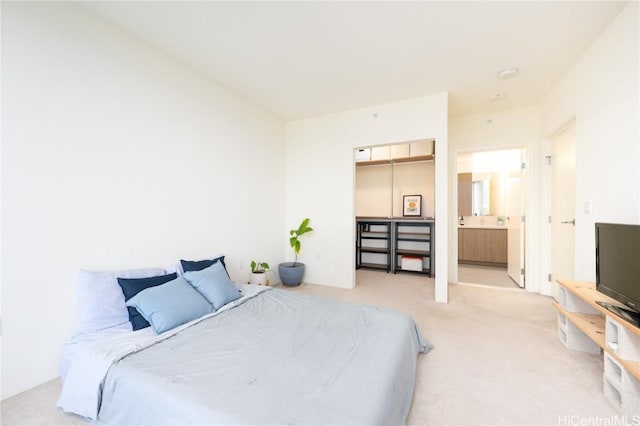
453;146;530;289
540;118;577;298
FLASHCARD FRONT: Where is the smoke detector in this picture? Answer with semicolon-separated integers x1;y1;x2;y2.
497;67;519;80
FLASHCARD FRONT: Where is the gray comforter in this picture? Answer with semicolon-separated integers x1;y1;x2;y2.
96;288;431;425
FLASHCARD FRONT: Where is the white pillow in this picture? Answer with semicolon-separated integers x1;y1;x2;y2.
164;263;182;276
75;267;166;335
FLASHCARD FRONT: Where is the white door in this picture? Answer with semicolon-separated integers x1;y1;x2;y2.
506;155;525;287
550;122;576;299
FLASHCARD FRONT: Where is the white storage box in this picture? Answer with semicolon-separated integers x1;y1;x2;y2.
354;148;370;162
401;256;423;271
371;146;390;161
390;143;410;159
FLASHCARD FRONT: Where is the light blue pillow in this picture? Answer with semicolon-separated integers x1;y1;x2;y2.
125;275;213;334
184;261;241;310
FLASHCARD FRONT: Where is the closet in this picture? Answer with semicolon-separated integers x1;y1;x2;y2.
354;140;435;276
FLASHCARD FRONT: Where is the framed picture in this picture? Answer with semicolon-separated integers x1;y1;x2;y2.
403;195;422;217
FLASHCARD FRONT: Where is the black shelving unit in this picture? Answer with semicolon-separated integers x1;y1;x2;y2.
393;221;434;276
356;220;391;272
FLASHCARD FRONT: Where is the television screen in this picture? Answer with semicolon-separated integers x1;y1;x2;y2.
595;223;640;325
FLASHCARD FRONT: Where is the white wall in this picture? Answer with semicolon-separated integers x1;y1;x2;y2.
448;106;542;290
284;94;448;302
1;2;285;398
541;1;639;284
448;2;639;295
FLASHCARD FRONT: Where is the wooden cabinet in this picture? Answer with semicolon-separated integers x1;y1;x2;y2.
458;228;483;262
458;228;507;266
458;173;472;216
484;229;508;263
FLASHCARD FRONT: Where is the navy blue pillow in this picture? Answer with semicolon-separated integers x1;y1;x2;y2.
117;272;178;330
180;256;227;275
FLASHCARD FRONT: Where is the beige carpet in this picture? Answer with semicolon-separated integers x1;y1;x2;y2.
1;270;617;425
458;264;520;288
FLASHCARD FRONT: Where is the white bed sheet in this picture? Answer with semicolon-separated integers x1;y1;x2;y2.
60;322;134;383
60;282;259;382
58;283;266;420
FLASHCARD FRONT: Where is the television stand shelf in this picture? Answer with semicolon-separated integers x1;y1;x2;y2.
595;301;640;327
553;280;640;416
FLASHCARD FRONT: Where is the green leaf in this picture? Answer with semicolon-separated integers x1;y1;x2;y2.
288;218;313;260
250;261;271;273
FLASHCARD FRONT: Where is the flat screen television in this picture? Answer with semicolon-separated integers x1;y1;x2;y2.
595;222;640;327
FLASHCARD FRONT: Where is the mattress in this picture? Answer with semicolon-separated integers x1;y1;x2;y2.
59;286;431;424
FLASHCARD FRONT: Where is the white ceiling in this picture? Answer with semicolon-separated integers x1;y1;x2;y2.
79;1;629;120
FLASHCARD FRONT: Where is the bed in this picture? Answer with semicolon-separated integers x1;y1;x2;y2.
58;263;431;425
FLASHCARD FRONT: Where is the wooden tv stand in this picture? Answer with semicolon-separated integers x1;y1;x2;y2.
553;280;640;416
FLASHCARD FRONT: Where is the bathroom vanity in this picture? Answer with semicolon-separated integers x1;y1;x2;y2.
458;226;507;266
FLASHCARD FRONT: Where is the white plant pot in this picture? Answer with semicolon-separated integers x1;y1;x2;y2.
250;272;268;286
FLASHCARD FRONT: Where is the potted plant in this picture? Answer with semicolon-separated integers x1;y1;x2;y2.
279;218;314;286
249;261;271;286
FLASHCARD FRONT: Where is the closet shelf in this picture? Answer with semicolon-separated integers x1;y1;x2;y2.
395;249;430;257
355;154;434;167
359;247;389;254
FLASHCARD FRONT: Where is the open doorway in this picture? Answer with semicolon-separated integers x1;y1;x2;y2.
457;148;526;289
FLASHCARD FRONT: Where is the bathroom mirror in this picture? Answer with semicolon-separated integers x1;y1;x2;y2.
458;149;522;217
472;179;491;216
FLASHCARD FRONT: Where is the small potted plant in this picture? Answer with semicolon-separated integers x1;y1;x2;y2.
249;261;271;286
279;218;314;286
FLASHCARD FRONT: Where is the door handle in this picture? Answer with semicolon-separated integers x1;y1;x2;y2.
561;219;575;225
